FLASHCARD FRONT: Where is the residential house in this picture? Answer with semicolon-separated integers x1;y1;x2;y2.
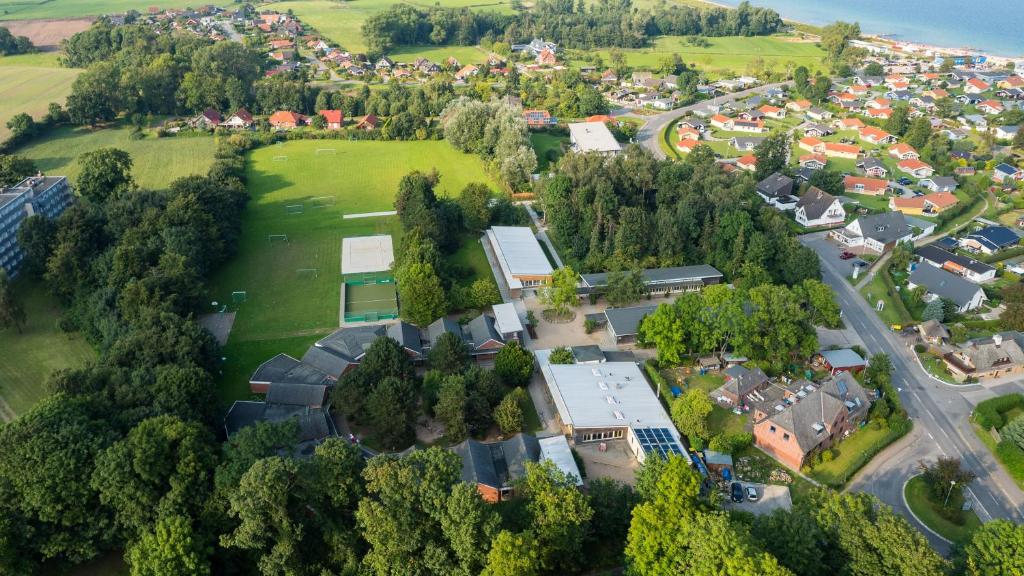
0;176;74;277
831;211;913;253
916;245;996;283
631;71;654;87
993;163;1023;183
732;119;767;133
960;114;989;132
268;110;306;129
710;114;733;129
601;69;618;83
889;191;958;215
944;333;1024;381
994;126;1020;140
677;138;700;153
918;319;950;345
919;176;959;192
730;137;765;152
318;109;344;129
897;159;935;178
965;77;991;94
859;126;897;145
835;117;866;130
867;97;892;110
523;109;556;127
454;64;479;80
736;155;757;172
865;107;894;120
678;119;707;133
795;187;845;228
799;154;827;170
752;372;869;470
719;365;770;405
222;108;253;129
353;114;378;130
536;48;557;65
823;142;862;159
787;99;812;112
804;123;833;137
818;349;866;375
857;158;888;178
511;38;557;55
960;225;1021;255
759;104;786;119
844;175;889;195
451;434;543;502
677;126;701;140
907;265;987;312
889;143;920;160
978;100;1005;115
998;76;1024;90
568;122;621;155
191;107;222;129
756;173;796;207
806;107;833;121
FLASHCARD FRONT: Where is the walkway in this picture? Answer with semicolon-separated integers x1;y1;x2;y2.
343;210;397;219
523;201;564;268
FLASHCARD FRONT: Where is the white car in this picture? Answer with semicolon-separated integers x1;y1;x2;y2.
745;486;759;502
1007;263;1024;276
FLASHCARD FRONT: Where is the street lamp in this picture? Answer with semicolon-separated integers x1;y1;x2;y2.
944;480;957;508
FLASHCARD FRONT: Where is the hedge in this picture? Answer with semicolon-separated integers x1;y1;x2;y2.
995;440;1024;482
974;393;1024;431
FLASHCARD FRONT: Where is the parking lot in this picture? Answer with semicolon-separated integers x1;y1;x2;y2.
721;483;793;515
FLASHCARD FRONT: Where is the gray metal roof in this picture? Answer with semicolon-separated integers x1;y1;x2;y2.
250;353;333;386
580;265;723;289
855;211;911;244
488;226;554;277
916;245;994;275
756;172;794;198
265;382;328;408
540;361;674;430
570;345;606;363
820;348;865;369
604;304;659;338
466;314;503;350
908;264;985;308
568;121;622;153
492;303;523;335
451;433;540;489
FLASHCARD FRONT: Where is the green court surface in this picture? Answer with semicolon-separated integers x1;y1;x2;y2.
343;281;399;321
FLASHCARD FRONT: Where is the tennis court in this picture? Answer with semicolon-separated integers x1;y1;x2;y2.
342;281;399;322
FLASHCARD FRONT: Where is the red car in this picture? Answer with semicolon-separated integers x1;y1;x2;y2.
839;251;855;260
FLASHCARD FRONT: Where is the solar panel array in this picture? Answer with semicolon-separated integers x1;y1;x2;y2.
633;427;684;460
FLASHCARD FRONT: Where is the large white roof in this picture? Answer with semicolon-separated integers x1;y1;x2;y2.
341;235;394;274
487;226;553;278
491;302;523;335
568;121;622;153
540;360;674;431
539;435;583;486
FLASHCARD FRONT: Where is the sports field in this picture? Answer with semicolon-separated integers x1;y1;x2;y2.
343;281;399;321
0;58;80;141
586;35;826;79
0;278;95;418
14;125;217;189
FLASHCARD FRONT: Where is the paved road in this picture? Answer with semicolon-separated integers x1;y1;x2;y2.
802;232;1024;542
635;82;788;159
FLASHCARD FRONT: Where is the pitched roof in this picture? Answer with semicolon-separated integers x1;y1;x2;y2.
756;172;794;198
916;245;995;275
604;304;659;338
956;334;1024;372
908;265;984;307
796;187;839;220
723;365;769;398
764;372;867;453
579;266;723;289
451;434;540;489
967;226;1020;250
466;314;504;350
854;211;911;244
319;109;343;123
250;353;333;386
265;382;328;408
844;175;888;192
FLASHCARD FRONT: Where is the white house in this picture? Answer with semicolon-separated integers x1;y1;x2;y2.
794;187;845;228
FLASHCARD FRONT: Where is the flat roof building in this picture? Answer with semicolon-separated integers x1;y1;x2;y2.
485;226;554;298
568;121;622;155
0;176;73;277
579;265;723;297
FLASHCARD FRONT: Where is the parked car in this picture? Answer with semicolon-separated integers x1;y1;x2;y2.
746;486;759;502
730;482;744;503
840;251;855;260
897;177;913;186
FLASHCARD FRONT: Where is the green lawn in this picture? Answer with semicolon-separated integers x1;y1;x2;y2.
14;126;217;190
387;44;487;65
449;232;492;288
904;475;982;545
0;0;227;19
582;35;825;79
530;132;567;172
860;266;913;327
0;52;65;67
208;140;497;401
0;278;95;417
0;63;80;141
807;422;899;487
919;352;957;384
520;391;542;433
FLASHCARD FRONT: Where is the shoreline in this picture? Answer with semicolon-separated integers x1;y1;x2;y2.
690;0;1024;61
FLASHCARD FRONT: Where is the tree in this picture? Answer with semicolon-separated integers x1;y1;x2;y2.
820;21;860;64
0;270;27;334
889;241;914;272
539;266;578;316
494;388;525;434
999;416;1024;450
127;515;210;576
467;278;502;309
921;298;945;322
1013;125;1024;150
671;388;713;444
434;374;469;442
605;268;646;306
743;284;817;370
807;169;844;197
368;376;417;449
962;520;1024;576
429;331;470;374
493;341;534;386
77;147;134;203
548;346;575;365
441;482;501;575
396;261;447;326
458;182;492;232
918;457;977;505
586;478;636;554
904;117;933;150
482;531;541;576
14;214;55;278
754;132;790;180
1002;283;1024;331
795;279;841;328
5;112;36;141
521;460;594;571
751;507;825;576
0;154;37;186
885;103;910;136
863;62;884;77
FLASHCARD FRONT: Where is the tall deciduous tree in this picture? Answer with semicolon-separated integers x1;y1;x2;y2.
482;531;541;576
521;460;594;572
962;520;1024;576
0;154;37;186
396;261;447;326
605;268;646;306
754;132;790;181
434;374;469;442
671;388;713;444
77;147;134;203
493;341;534;386
429;331;470;374
127;515;210;576
0;270;26;334
539;266;578;315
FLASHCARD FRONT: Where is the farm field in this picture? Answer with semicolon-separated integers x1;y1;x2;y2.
0;62;79;141
208;139;497;400
0;16;93;47
14;126;217;189
0;0;224;20
583;35;826;78
0;278;95;418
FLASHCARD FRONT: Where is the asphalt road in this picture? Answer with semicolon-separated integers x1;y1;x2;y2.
802;232;1024;545
634;82;788;159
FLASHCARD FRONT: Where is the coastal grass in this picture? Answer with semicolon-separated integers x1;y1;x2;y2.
14;125;217;189
904;475;982;545
0;64;79;141
0;278;95;417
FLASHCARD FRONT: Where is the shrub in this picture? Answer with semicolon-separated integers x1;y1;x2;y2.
974;393;1024;430
1002;415;1024;450
995;440;1024;481
914;343;926;354
820;449;834;463
584;318;597;334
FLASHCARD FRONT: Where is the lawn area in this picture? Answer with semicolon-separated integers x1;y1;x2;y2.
583;35;825;79
262;0;515;54
449;233;492;288
208;140;497;401
530;132;567;171
807;422;900;487
14;126;217;190
0;0;225;19
0;278;95;417
520;391;542;433
904;475;982;545
0;63;80;141
387;44;487;65
860;265;912;326
918;352;958;384
843;192;891;213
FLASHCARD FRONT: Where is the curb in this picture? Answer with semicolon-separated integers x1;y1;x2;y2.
901;475;953;546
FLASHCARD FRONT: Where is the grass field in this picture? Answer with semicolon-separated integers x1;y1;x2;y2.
530;132;567;171
904;475;982;544
208;139;497;401
583;35;825;78
387;44;487;65
807;422;898;487
0;278;95;417
0;63;79;141
14;126;217;189
0;0;224;20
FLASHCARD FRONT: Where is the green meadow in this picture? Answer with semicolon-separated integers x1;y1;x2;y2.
0;58;79;141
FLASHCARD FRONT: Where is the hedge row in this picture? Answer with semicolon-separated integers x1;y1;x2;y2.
974;393;1024;430
995;440;1024;484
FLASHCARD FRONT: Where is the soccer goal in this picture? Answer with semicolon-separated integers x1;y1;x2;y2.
315;148;337;155
232;291;248;304
273;155;289;161
296;268;319;279
286;204;304;215
311;196;336;208
268;234;289;244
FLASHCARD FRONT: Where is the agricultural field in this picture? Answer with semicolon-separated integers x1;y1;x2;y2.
208;139;498;401
0;278;95;418
0;55;79;141
0;16;93;47
14;125;217;189
0;0;222;20
582;35;826;79
261;0;515;54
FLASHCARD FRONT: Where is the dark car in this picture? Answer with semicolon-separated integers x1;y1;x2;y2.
731;482;744;503
897;177;913;186
839;251;855;260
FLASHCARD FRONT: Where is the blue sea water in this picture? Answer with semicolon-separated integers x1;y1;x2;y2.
713;0;1024;57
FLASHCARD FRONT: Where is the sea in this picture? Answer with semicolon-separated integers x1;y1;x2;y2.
712;0;1024;57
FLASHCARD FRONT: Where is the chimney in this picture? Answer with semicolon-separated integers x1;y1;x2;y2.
994;334;1003;347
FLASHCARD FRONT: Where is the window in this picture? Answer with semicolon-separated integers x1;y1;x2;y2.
783;433;790;441
769;425;776;433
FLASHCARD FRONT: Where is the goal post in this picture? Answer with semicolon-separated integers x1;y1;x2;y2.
286;204;304;215
315;148;337;155
311;196;336;208
232;291;248;304
268;234;289;243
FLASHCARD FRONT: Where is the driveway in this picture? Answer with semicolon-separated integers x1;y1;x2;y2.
722;483;792;515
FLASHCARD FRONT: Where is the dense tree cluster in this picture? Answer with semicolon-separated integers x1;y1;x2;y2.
540;144;822;283
0;26;34;56
441;97;537;188
361;4;511;54
515;69;610;118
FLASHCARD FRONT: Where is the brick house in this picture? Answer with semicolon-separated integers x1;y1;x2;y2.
719;365;769;405
451;434;540;502
319;109;344;129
